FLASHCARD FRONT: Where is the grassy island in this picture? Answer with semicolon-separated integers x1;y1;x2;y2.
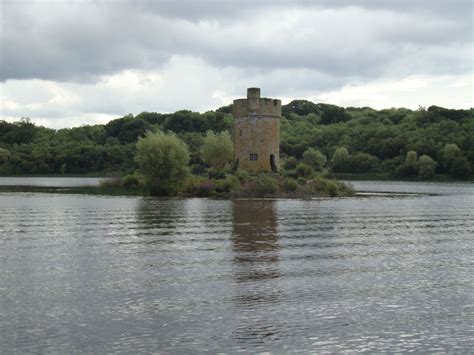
94;172;353;198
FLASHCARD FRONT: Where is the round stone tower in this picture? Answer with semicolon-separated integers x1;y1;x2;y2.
233;88;281;173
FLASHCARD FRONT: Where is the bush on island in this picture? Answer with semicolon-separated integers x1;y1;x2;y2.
281;177;298;192
135;131;190;196
296;163;314;178
283;156;298;170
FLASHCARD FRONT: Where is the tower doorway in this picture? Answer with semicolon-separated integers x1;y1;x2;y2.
270;154;277;172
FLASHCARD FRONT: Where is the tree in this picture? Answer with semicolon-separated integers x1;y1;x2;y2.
441;143;461;171
200;130;233;169
0;148;11;165
282;100;319;117
317;104;351;125
405;150;418;165
331;147;351;173
349;152;379;173
450;157;471;179
135;131;190;195
417;155;436;180
303;148;327;171
395;151;418;178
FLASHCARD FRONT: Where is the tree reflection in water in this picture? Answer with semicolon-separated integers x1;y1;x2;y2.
231;199;281;344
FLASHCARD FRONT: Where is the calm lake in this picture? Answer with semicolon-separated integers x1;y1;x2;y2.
0;179;473;353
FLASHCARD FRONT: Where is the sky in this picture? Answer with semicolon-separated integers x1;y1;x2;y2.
1;0;473;128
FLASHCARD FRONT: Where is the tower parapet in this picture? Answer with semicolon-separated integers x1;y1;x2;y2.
233;88;281;172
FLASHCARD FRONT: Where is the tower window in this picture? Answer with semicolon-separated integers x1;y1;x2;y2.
239;129;242;137
249;153;258;161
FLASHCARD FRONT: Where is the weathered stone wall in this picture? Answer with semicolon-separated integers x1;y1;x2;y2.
233;88;281;172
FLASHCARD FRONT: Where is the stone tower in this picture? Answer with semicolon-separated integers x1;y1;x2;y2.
233;88;281;173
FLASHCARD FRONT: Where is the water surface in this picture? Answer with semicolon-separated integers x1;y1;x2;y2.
0;180;473;352
0;176;102;187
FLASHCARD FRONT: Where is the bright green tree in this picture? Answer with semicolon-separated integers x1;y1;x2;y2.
303;148;327;171
200;130;233;169
135;131;190;195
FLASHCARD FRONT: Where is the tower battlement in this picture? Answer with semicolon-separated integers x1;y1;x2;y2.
233;88;281;172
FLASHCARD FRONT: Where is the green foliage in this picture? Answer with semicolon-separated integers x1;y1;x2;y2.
104;114;151;144
317;103;351;125
254;174;279;196
282;100;319;117
215;174;240;193
281;177;298;192
121;172;143;189
441;143;462;171
296;163;314;178
303;148;327;171
450;157;471;178
331;147;351;173
349;152;379;173
200;130;233;169
283;156;298;170
406;150;418;165
325;180;339;197
417;155;436;180
235;170;250;183
1;101;472;181
0;148;11;165
396;151;419;178
135;131;190;195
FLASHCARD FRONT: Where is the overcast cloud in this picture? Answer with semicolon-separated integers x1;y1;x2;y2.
1;0;472;128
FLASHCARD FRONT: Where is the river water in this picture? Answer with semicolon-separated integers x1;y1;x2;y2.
0;180;473;353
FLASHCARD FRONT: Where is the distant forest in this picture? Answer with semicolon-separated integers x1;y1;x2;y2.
0;101;473;179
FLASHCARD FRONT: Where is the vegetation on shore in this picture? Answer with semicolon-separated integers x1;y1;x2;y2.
1;101;472;184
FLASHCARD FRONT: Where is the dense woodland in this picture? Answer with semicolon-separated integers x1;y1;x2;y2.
0;101;473;179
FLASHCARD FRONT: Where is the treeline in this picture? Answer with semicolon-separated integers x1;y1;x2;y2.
0;102;472;179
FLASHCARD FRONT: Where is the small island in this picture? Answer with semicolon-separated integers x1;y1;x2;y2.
99;87;353;198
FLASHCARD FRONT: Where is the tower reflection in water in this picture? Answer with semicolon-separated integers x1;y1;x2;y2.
231;199;281;344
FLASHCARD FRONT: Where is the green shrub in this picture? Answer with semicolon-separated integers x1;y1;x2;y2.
235;170;250;183
99;177;122;188
325;181;339;197
255;174;278;195
283;156;298;170
208;167;227;179
297;176;307;185
281;177;298;192
122;172;142;189
296;163;314;178
215;174;240;193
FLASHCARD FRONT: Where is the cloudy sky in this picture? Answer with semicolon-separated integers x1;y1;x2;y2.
1;0;473;128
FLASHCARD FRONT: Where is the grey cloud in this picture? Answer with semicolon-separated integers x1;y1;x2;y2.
1;0;472;83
